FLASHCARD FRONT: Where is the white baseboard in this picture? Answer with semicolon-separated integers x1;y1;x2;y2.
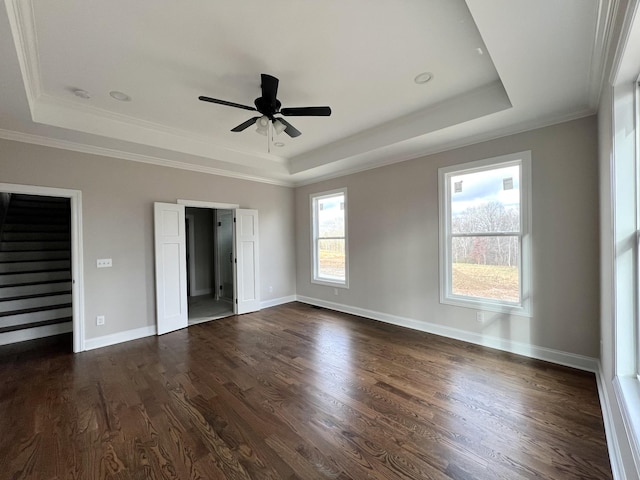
260;295;297;309
0;321;72;346
295;295;599;372
84;325;156;351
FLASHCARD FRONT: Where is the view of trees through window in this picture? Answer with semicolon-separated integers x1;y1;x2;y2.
316;193;346;282
450;164;521;303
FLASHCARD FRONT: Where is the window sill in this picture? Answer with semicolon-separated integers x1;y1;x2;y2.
614;376;640;467
440;296;532;318
311;278;349;289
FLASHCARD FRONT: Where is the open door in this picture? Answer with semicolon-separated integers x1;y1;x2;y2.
154;202;188;334
234;209;260;314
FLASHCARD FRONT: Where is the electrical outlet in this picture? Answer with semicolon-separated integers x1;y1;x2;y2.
97;258;112;268
334;288;339;296
476;312;485;323
96;315;105;326
269;286;273;293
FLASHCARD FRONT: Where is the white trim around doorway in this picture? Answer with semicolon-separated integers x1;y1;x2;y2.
0;183;85;352
177;199;240;210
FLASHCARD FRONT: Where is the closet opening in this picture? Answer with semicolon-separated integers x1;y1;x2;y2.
185;207;234;324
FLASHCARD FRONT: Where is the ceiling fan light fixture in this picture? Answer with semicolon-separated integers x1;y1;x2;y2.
272;119;286;135
256;115;269;135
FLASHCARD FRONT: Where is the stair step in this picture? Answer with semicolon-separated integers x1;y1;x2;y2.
0;260;71;273
2;224;69;233
0;270;71;286
4;216;69;225
9;201;68;210
10;194;69;204
8;207;69;216
0;281;72;299
0;250;70;262
0;241;71;251
0;305;73;328
0;302;71;321
2;232;70;241
0;294;72;314
0;317;72;334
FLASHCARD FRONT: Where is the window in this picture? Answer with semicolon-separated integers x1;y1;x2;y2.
439;152;531;315
311;189;348;287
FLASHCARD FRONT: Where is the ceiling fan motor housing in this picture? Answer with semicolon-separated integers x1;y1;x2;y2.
254;97;281;119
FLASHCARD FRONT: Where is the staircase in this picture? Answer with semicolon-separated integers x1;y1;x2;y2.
0;194;73;345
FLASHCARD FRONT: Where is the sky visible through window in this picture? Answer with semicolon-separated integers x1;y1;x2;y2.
318;196;344;237
450;165;520;217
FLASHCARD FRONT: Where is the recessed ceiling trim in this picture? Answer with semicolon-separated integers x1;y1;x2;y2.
5;0;291;169
588;0;617;107
290;80;512;174
292;107;596;187
4;0;41;110
31;93;288;171
0;128;294;187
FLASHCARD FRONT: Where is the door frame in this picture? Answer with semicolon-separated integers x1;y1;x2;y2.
0;182;85;353
185;213;195;297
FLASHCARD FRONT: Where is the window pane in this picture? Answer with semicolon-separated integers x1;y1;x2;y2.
451;165;520;234
318;195;344;237
318;238;345;281
451;236;520;302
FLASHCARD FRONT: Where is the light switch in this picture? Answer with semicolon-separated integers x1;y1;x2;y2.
97;258;112;268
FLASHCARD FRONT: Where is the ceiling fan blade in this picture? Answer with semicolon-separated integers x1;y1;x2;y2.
276;117;302;138
198;96;256;112
280;106;332;117
231;117;261;132
261;74;279;108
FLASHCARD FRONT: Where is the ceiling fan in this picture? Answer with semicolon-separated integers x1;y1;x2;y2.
198;74;331;138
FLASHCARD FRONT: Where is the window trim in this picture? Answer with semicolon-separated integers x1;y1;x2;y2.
438;151;532;317
310;188;349;288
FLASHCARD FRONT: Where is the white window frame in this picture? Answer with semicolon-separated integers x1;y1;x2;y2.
438;151;532;316
310;188;349;288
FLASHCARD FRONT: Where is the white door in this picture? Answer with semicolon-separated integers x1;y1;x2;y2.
234;209;260;314
154;202;188;334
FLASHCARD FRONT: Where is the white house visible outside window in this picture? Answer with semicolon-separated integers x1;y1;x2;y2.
311;189;348;287
439;152;532;315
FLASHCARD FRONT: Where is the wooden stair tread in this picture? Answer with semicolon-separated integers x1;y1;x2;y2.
0;303;72;318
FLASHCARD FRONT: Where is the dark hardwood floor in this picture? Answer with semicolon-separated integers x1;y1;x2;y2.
0;302;611;479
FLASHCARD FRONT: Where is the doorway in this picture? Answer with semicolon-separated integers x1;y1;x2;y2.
0;183;84;352
185;207;234;325
154;200;260;336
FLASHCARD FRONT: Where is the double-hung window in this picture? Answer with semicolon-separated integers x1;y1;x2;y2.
439;151;532;315
311;189;348;287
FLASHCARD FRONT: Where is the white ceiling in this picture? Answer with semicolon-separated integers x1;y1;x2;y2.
0;0;611;186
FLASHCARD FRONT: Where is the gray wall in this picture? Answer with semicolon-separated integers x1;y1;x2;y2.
296;115;600;357
0;138;296;340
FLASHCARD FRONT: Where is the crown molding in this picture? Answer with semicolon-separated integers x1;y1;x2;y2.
292;108;596;187
589;0;619;107
4;0;40;108
0;128;294;187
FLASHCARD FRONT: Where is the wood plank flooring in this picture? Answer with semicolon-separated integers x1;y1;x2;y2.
0;302;612;479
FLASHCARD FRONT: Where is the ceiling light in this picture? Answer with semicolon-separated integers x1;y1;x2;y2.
272;119;286;135
414;72;433;84
73;89;91;99
255;115;269;136
274;142;285;147
109;91;131;102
